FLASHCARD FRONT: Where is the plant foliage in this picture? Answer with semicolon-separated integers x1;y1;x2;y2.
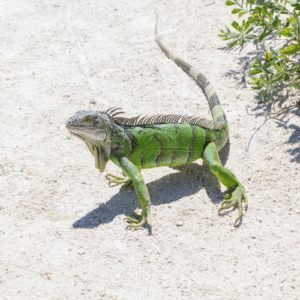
219;0;300;108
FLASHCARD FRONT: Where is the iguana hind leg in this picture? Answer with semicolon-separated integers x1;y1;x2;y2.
202;142;248;226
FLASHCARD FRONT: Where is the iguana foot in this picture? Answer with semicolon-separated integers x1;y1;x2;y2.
106;173;133;189
218;184;248;226
125;208;151;229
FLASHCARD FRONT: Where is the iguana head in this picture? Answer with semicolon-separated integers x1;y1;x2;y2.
66;110;115;173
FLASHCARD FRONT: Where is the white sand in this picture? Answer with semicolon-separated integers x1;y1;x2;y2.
1;0;300;299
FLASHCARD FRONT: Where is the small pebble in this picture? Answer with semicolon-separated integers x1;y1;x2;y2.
176;221;184;226
77;248;85;255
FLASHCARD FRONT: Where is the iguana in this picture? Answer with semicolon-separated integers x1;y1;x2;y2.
66;16;247;229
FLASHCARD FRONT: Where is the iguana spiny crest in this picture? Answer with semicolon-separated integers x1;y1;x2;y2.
66;107;219;173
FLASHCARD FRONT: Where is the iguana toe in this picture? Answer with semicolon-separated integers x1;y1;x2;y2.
106;173;133;188
125;208;151;229
125;216;146;229
120;179;133;190
218;185;247;226
132;211;142;219
125;216;141;224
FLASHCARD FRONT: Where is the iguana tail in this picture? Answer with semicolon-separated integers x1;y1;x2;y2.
155;16;228;131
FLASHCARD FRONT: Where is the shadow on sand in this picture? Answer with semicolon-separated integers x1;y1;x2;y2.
73;142;231;229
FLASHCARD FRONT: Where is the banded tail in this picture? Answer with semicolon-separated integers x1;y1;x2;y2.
155;15;228;131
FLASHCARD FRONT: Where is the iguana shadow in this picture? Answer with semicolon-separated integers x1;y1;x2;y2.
73;141;230;229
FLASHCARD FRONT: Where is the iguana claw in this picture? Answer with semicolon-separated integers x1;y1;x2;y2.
125;216;146;228
125;208;151;229
218;184;248;226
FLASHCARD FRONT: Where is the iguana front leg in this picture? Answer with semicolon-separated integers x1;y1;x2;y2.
202;142;248;226
118;157;151;229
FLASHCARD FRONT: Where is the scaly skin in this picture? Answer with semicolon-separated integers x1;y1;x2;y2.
66;17;247;229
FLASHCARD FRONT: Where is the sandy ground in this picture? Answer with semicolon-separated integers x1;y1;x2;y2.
1;0;300;299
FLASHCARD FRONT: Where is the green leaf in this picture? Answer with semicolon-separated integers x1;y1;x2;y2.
254;57;263;67
295;23;300;38
227;40;239;49
292;11;299;24
290;82;300;88
268;7;275;21
294;11;297;17
270;74;284;84
270;61;282;71
261;89;268;100
271;16;280;29
247;17;257;24
262;4;268;17
229;33;241;38
255;7;262;13
225;26;232;33
250;69;262;75
280;44;300;55
225;0;236;5
245;34;257;39
256;0;265;5
286;0;297;4
278;27;294;37
264;29;273;38
270;47;279;58
231;21;240;31
244;20;251;31
258;28;267;42
238;11;247;18
232;8;242;14
245;27;255;34
258;28;273;42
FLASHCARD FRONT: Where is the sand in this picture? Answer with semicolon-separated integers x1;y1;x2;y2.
1;0;300;299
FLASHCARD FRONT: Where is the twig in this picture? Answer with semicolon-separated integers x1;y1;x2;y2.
247;114;268;148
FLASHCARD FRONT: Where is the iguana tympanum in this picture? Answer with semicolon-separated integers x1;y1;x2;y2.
66;17;247;229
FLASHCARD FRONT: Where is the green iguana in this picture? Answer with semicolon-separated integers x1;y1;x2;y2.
66;17;247;229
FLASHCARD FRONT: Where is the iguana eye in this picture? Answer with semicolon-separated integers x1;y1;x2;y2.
84;116;92;122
